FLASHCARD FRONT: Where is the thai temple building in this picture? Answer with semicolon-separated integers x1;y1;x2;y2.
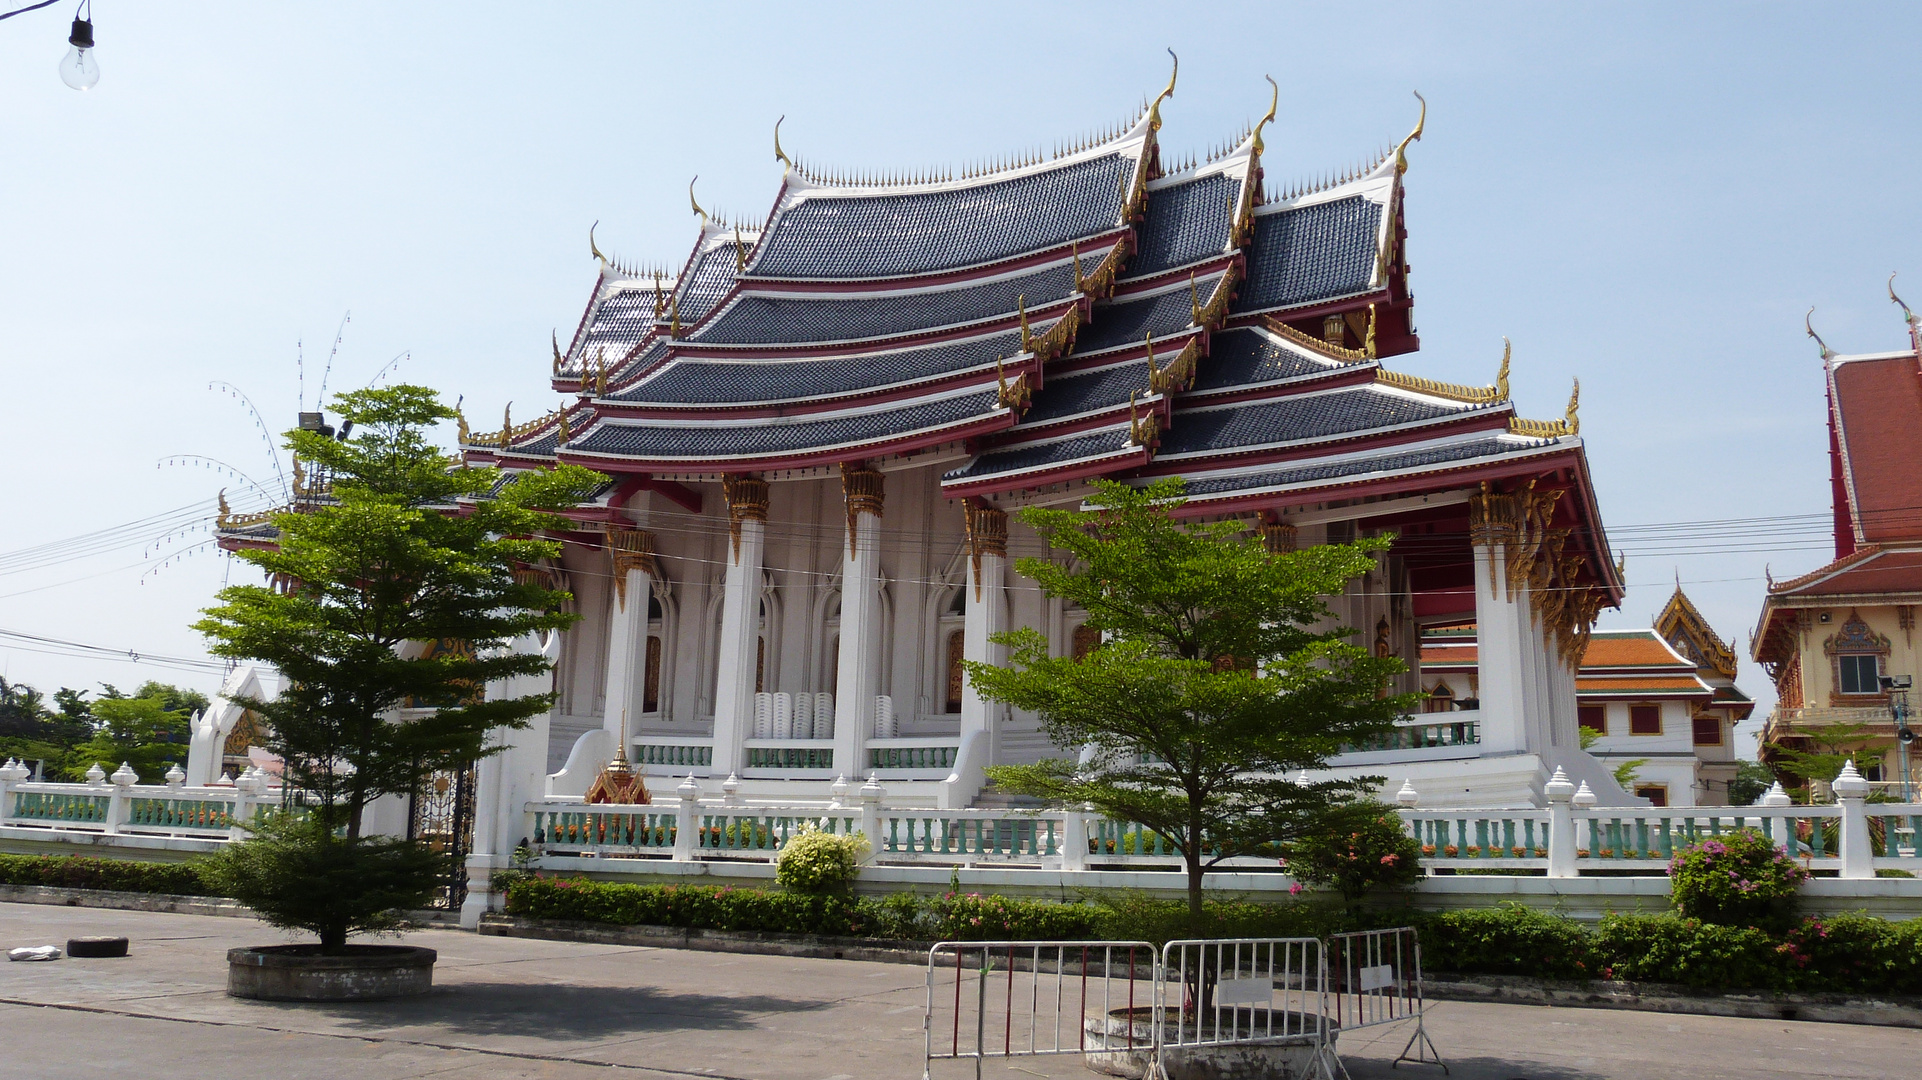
216;66;1633;810
1753;294;1922;796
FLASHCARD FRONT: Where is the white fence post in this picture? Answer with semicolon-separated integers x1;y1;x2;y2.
1060;808;1089;872
672;774;700;862
1833;762;1874;879
1544;768;1577;878
0;758;21;826
106;762;138;835
857;773;884;863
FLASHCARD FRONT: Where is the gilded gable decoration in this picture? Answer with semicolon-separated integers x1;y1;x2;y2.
1822;610;1890;657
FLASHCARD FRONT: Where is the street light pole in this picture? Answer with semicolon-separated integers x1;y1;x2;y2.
1883;675;1915;803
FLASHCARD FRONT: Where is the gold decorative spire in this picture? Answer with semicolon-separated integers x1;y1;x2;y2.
1805;307;1834;360
670;292;682;338
1189;271;1203;325
1252;75;1278;156
589;220;605;263
1017;294;1031;352
774;115;792;173
734;226;747;272
1147;49;1178;133
551;329;564;375
689;176;707;227
216;488;231;528
456;398;470;445
500;403;513;449
1892;272;1917;324
593;349;608;396
1495;336;1511;399
1145;329;1158;385
1393;91;1426;175
556;409;570;445
1565;378;1580;435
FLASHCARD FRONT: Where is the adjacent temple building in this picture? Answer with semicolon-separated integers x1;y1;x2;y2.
220;66;1634;808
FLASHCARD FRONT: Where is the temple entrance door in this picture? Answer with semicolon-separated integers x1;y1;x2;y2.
408;763;477;909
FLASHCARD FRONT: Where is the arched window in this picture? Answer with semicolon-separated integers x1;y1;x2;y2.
1071;624;1102;662
644;636;662;713
945;629;966;713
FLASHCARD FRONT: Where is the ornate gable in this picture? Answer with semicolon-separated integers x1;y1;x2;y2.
1654;586;1737;681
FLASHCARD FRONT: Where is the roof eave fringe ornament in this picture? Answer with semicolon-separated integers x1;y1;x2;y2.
1505;377;1580;439
1263;313;1372;364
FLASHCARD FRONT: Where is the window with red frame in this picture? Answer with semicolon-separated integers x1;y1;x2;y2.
1578;705;1606;733
1692;715;1722;746
1629;704;1661;735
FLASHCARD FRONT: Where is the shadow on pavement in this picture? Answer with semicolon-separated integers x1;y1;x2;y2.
1342;1053;1602;1080
246;981;827;1040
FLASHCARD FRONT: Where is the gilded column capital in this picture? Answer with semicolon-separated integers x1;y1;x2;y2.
963;501;1008;600
1467;488;1524;548
604;526;659;609
721;474;770;561
1259;520;1298;554
840;463;885;556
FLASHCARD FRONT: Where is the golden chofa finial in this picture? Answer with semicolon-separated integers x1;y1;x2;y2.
455;395;470;444
734;226;747;272
1147;48;1177;133
216;488;231;528
1394;91;1426;175
551;329;564;375
1565;378;1580;436
589;220;606;263
689;176;707;226
500;402;513;449
1892;272;1917;323
1805;306;1835;360
1252;75;1279;156
556;409;571;445
1495;337;1511;399
774;114;793;173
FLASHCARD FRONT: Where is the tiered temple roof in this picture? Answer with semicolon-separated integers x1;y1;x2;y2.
449;70;1619;604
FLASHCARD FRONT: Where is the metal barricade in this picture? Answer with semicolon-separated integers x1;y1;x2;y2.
1326;926;1446;1073
1157;937;1338;1080
923;939;1157;1080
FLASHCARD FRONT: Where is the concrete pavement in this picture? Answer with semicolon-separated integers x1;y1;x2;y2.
0;902;1913;1079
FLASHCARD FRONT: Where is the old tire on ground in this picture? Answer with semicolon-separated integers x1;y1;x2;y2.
227;944;436;1002
66;936;129;958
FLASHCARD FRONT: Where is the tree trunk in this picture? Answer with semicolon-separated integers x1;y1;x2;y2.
320;922;347;955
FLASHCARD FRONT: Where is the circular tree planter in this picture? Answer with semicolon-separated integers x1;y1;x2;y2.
1084;1007;1334;1080
227;945;436;1002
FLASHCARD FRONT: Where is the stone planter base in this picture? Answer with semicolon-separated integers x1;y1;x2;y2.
1084;1007;1333;1080
227;945;436;1001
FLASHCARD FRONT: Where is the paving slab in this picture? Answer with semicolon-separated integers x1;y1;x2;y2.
1;902;1915;1080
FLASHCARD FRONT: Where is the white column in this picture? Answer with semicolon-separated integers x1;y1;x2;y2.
1471;540;1529;755
711;476;769;777
1833;761;1874;879
600;527;657;742
463;630;556;928
834;465;885;780
1544;767;1578;878
943;503;1007;810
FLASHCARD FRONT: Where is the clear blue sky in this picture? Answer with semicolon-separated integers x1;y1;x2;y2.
3;2;1918;752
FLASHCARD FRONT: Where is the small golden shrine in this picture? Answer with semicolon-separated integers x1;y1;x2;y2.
585;712;650;805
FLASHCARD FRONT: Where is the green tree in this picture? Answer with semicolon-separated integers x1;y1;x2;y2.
196;385;602;951
1765;721;1889;801
68;695;191;782
965;479;1411;920
1727;760;1775;806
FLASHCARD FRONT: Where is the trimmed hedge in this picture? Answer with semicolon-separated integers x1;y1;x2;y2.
0;853;222;896
506;878;1922;995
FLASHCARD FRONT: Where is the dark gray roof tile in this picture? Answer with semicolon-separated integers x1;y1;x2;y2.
614;331;1022;405
695;262;1078;346
1235;195;1382;313
1073;275;1220;354
1130;173;1238;276
1160;386;1470;456
944;427;1133;482
751;155;1133;279
574;390;1000;460
1192;328;1338;391
1017;363;1150;425
1176;435;1549;496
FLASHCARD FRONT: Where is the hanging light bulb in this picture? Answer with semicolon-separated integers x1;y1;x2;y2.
59;5;99;91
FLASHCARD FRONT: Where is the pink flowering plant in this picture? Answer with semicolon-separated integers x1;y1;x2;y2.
1666;829;1806;928
1282;804;1422;907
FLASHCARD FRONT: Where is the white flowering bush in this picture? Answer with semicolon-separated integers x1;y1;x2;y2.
774;822;870;894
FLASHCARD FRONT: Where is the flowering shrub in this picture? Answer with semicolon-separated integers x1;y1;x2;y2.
1284;808;1423;904
1667;829;1806;927
774;823;870;895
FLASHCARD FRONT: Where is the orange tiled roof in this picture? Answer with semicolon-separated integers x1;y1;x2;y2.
1575;675;1711;696
1581;632;1691;669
